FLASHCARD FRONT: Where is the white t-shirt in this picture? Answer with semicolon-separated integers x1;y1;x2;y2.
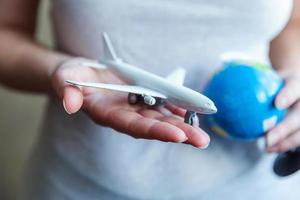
25;1;300;199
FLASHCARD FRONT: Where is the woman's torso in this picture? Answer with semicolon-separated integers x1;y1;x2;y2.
26;1;300;199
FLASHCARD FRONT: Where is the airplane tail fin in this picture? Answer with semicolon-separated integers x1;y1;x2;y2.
102;32;119;61
166;67;186;85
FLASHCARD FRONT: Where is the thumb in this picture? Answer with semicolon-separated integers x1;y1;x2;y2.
62;86;83;114
275;77;300;109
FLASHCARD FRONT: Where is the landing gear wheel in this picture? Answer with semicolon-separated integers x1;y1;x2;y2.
184;111;197;125
155;98;166;106
273;147;300;177
128;93;139;105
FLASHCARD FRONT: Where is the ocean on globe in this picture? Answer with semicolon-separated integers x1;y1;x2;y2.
203;54;286;140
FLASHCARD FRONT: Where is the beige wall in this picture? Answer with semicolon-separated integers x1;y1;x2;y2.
0;1;52;199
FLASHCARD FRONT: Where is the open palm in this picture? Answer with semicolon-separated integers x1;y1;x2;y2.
51;58;210;148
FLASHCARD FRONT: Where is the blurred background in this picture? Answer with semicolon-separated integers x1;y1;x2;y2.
0;1;53;199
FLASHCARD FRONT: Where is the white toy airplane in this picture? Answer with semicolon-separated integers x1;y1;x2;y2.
66;33;217;125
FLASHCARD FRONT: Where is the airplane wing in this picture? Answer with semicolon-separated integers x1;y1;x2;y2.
66;80;167;99
78;60;107;69
166;67;186;85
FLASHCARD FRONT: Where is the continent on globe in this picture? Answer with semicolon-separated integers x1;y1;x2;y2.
204;53;286;140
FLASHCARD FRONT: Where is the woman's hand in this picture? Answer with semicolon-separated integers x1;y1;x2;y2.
51;57;210;148
267;68;300;152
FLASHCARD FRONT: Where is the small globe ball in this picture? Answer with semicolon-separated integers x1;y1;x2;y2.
204;59;286;140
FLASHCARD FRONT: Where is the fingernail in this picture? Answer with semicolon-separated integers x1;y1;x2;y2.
267;146;278;153
276;97;287;109
267;132;279;147
179;136;189;143
63;100;72;114
199;142;209;149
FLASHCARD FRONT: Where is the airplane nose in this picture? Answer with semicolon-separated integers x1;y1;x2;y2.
205;102;217;113
211;104;218;113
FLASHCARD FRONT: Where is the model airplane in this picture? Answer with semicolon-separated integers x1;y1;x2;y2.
66;33;217;125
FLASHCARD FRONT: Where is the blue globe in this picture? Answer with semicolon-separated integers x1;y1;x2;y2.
204;59;286;140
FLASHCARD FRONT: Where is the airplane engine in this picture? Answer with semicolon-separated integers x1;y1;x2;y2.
144;95;156;106
128;93;140;104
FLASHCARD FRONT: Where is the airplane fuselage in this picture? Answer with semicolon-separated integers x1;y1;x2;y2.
100;59;217;114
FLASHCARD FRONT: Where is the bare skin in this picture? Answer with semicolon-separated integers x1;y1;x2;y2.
267;0;300;152
0;0;209;148
51;58;209;148
0;0;299;151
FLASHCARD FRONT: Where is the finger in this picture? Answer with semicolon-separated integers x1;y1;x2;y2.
267;101;300;147
138;107;183;120
277;68;300;79
137;109;203;144
275;77;300;109
268;130;300;153
138;109;165;119
165;104;186;117
160;116;210;149
154;106;173;117
104;109;188;143
63;86;83;114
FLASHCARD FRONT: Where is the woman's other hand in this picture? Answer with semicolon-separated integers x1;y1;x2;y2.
267;69;300;152
267;0;300;153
